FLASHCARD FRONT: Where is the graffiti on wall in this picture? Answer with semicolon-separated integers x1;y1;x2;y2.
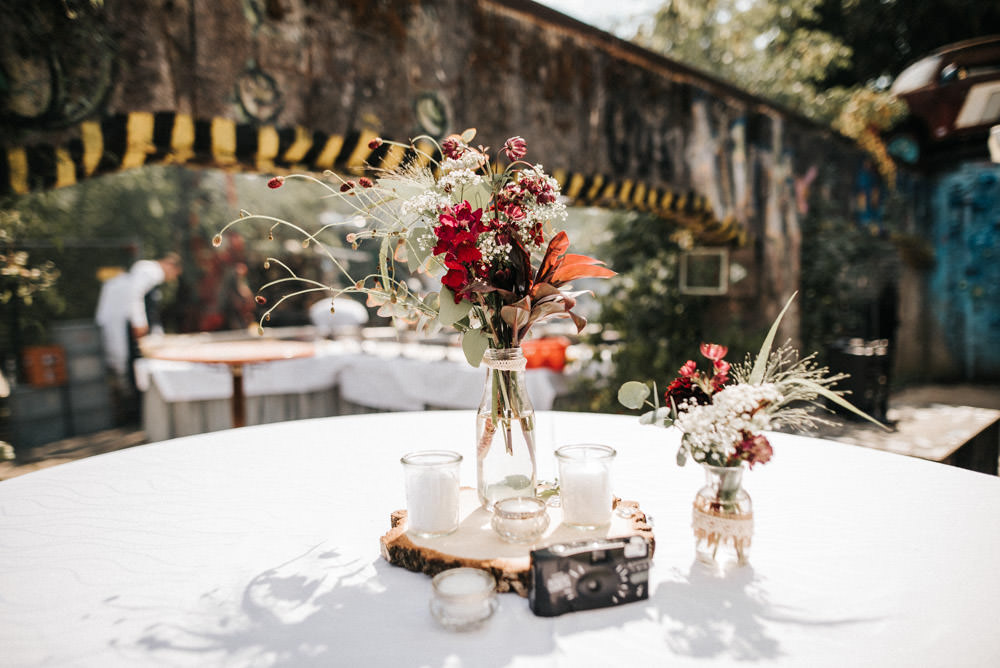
931;164;1000;378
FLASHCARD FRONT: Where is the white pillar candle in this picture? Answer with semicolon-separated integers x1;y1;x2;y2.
560;462;612;526
555;444;616;529
401;450;462;538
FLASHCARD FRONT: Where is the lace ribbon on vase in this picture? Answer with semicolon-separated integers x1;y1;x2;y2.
482;354;528;372
691;506;754;546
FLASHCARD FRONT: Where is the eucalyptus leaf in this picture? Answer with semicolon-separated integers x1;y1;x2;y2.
618;381;651;409
638;410;658;425
638;406;674;427
438;287;472;326
462;329;490;367
787;377;890;430
749;291;797;385
378;177;429;202
417;315;443;337
460;128;477;143
464;183;492;212
676;445;688;466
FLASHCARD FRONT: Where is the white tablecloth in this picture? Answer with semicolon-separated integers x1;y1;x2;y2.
2;412;998;667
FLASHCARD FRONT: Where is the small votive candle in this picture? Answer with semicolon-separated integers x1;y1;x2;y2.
401;450;462;538
555;444;616;530
429;567;498;631
491;496;550;544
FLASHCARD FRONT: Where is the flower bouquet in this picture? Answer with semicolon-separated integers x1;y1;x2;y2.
618;293;884;567
217;129;614;508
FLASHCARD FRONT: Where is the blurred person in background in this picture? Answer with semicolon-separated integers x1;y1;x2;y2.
95;252;183;421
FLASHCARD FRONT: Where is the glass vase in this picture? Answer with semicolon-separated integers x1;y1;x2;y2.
692;464;753;569
476;347;537;510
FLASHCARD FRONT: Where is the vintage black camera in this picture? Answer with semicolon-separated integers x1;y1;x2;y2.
528;536;651;617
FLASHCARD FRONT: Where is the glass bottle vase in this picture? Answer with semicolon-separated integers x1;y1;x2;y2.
476;348;537;510
692;464;753;569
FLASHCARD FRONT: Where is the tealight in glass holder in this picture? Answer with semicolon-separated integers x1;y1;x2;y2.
429;567;498;631
401;450;462;538
491;496;550;544
555;444;616;530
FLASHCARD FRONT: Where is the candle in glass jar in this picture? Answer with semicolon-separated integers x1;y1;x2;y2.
491;496;549;543
401;450;462;538
555;444;616;529
430;568;498;630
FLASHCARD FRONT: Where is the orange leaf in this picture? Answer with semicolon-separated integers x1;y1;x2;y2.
534;231;570;285
551;254;616;283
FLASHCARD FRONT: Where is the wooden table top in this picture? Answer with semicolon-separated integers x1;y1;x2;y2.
146;339;316;365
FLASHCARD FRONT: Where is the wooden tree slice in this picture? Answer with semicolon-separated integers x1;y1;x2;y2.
380;488;654;597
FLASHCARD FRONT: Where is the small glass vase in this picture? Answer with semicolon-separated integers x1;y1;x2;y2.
476;347;537;510
692;464;753;569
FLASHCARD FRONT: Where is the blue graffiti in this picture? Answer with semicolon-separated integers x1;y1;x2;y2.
930;164;1000;378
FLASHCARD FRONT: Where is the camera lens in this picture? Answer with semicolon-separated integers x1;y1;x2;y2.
576;568;615;601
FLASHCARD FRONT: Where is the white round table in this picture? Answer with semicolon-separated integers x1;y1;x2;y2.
1;412;998;667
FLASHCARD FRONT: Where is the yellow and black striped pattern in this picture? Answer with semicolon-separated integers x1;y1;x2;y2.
2;111;745;245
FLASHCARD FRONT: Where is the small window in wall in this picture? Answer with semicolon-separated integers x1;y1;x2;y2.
679;248;729;296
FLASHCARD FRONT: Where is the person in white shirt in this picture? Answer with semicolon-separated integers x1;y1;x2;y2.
95;253;182;419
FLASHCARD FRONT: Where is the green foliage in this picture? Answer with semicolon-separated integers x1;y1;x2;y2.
3;167;197;322
635;0;854;124
586;212;710;412
0;166;249;362
0;210;64;354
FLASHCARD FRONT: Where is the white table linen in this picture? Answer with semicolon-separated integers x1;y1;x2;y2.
1;411;998;667
337;355;561;412
136;341;567;440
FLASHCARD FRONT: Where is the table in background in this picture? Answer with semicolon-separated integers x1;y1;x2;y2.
146;339;317;429
2;412;998;667
136;338;567;442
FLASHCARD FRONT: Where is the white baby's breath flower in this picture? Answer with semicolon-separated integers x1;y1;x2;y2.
477;233;511;264
675;383;783;463
440;151;486;173
437;169;484;194
399;190;450;221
